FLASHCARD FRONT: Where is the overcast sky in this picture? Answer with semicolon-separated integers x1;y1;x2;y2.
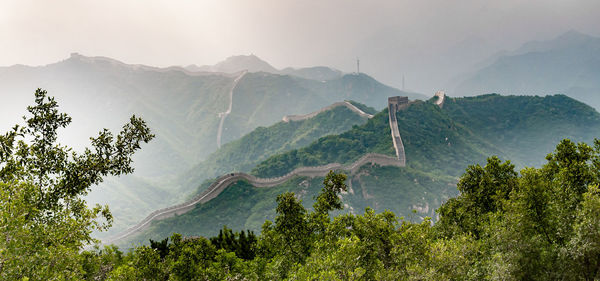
2;0;599;92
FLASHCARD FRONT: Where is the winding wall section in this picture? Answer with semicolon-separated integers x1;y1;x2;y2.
104;153;403;245
388;97;408;166
104;97;410;245
282;101;374;122
216;70;247;148
434;91;445;108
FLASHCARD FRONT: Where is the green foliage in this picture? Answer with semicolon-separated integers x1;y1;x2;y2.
88;137;600;280
210;226;258;260
130;94;600;251
252;109;395;177
443;94;600;167
437;156;518;237
313;171;347;215
0;89;153;280
7;90;599;279
183;103;370;193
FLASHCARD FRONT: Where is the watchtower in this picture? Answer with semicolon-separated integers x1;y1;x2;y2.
388;96;409;111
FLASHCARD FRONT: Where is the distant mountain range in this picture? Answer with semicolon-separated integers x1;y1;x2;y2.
454;30;600;109
186;54;279;74
0;53;422;234
117;93;600;246
186;54;345;82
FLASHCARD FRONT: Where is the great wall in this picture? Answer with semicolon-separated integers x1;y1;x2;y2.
388;96;408;166
216;70;247;148
282;101;374;122
434;90;445;108
102;93;438;245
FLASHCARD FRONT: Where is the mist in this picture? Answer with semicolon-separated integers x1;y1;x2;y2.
2;0;600;94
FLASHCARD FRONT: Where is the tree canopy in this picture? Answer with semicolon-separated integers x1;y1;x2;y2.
0;89;154;280
85;138;600;280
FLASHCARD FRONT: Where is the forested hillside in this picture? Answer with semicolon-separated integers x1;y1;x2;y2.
455;30;600;109
181;102;373;191
443;94;600;166
120;94;600;246
84;139;600;280
0;53;421;234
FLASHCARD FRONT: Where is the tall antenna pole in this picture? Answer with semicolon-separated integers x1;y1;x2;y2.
356;57;360;74
402;75;405;91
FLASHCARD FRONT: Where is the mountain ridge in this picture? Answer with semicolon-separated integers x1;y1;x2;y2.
453;30;600;109
0;53;421;235
112;93;600;247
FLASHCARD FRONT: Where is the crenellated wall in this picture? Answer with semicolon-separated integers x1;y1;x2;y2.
103;153;403;245
104;97;410;245
387;96;408;166
282;101;374;122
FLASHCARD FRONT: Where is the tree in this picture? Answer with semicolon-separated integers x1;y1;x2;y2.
209;226;257;260
436;156;517;238
313;170;347;215
257;171;348;278
0;89;154;279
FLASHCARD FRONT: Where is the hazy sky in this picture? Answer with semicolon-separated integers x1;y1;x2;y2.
2;0;599;92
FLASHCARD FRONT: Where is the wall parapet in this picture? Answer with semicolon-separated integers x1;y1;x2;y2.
103;152;403;245
434;91;445;108
104;97;410;245
282;101;374;122
387;96;408;166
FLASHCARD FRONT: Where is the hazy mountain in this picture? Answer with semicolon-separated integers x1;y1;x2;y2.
119;94;600;246
187;54;345;82
219;72;423;144
0;53;421;233
179;101;374;199
279;66;343;81
187;54;278;73
454;30;600;109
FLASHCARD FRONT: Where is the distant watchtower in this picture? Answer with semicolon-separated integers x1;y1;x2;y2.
388;96;409;111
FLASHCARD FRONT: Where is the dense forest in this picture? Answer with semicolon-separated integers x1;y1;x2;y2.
2;91;600;280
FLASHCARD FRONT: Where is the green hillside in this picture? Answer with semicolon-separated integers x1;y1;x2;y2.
116;94;600;247
181;103;372;192
443;94;600;166
123;165;458;246
252;100;496;178
219;72;422;144
0;54;423;235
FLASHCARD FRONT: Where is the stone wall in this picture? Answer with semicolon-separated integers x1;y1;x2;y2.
387;96;407;166
104;97;410;245
104;153;403;245
282;101;374;122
